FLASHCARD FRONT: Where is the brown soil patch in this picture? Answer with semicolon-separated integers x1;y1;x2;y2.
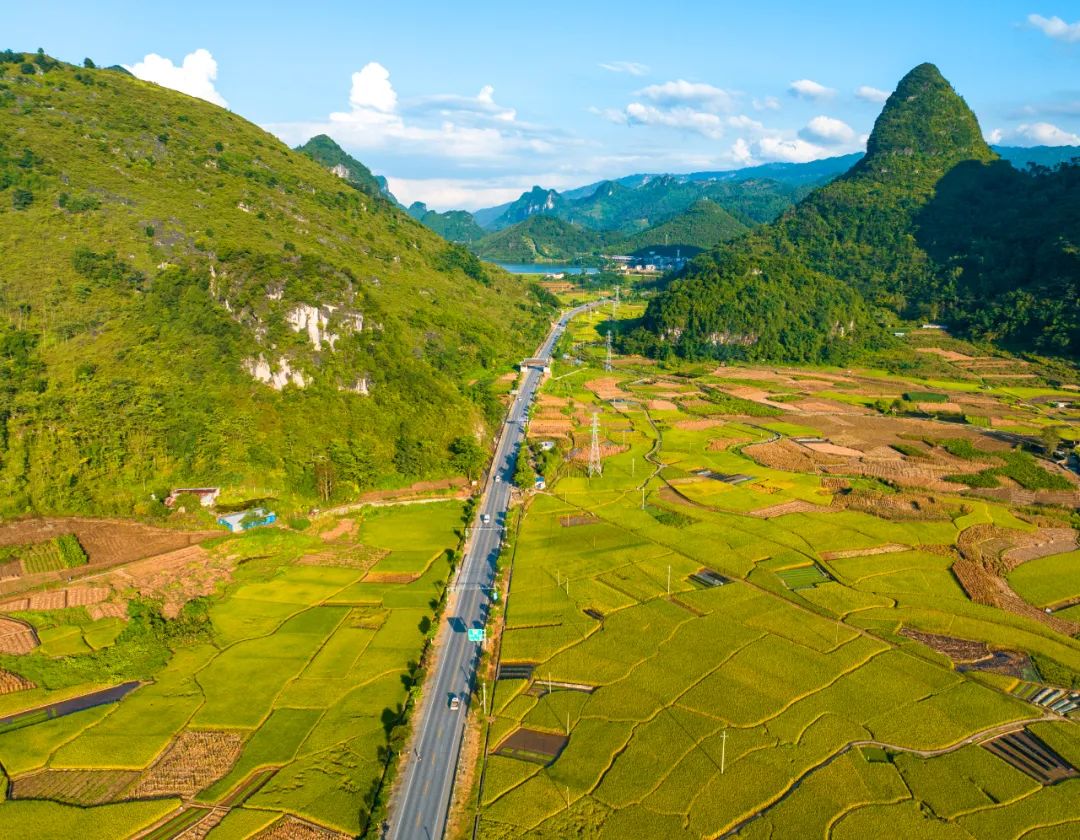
722;385;800;411
0;518;217;569
749;500;831;519
296;545;389;570
707;436;752;451
674;418;726;430
560;514;600;527
833;492;958;521
527;418;574;437
954;525;1080;635
253;816;352;840
916;348;973;362
794;398;871;415
10;768;139;804
570;442;627;463
319;518;356;543
493;728;569;763
821;544;910;561
804;442;865;458
0;667;35;694
362;571;419;584
584;377;624;400
343;477;470;508
79;544;234;619
132;730;244;799
900;628;992;662
745;440;821;473
0;617;38;654
647;399;678;411
1002;529;1078;566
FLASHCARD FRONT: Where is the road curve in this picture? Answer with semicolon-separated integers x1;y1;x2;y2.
387;302;596;840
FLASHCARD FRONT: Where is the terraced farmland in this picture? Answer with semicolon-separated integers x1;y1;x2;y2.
465;328;1080;840
0;501;467;838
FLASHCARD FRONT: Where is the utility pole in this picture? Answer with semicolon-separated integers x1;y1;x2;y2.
641;486;646;510
631;457;635;478
482;681;487;715
667;565;671;597
612;285;620;320
588;413;603;477
604;330;613;372
721;729;728;775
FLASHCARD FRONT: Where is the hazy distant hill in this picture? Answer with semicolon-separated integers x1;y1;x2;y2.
0;51;553;514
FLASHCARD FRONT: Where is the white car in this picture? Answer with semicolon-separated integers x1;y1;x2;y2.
449;695;461;711
480;513;491;525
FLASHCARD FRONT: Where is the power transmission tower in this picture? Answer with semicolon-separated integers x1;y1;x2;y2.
612;285;620;319
588;413;603;477
604;330;613;372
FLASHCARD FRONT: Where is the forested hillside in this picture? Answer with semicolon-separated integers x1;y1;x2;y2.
471;215;607;262
0;51;554;515
614;199;747;255
636;63;1080;361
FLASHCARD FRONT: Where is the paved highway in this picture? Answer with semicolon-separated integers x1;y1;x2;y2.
387;302;595;840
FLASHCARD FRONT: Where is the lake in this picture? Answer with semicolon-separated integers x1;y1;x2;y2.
494;262;599;276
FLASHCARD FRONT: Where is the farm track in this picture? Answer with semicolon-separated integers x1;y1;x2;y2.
717;715;1058;838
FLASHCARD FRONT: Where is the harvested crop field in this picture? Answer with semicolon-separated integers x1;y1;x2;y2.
493;728;569;764
0;616;38;654
9;769;140;805
0;518;218;569
0;667;35;694
131;730;245;799
253;815;353;840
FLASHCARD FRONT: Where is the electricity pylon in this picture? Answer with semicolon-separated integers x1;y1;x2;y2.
604;330;613;372
588;413;603;477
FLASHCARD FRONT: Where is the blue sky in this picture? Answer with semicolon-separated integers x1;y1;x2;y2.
6;1;1080;208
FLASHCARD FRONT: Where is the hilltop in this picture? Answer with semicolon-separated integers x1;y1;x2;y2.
294;133;397;201
471;215;607;262
614;199;747;256
0;51;554;516
636;63;1080;361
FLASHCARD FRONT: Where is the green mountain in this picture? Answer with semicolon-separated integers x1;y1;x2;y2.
294;133;397;201
636;62;1080;361
472;216;607;262
614;199;748;255
407;202;485;243
0;52;554;515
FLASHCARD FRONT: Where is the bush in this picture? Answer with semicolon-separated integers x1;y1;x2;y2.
12;188;32;209
56;534;88;568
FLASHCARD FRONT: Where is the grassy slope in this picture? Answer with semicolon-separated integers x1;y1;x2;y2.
0;54;553;515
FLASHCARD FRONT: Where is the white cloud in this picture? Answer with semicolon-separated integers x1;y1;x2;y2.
125;48;227;107
799;115;857;145
752;96;781;111
387;173;584;211
624;103;726;138
756;136;831;163
1016;121;1080;145
1028;13;1080;43
788;78;836;100
986;128;1004;144
636;79;736;112
855;85;890;104
348;62;397;112
268;62;562;165
730;137;754;165
598;61;649;76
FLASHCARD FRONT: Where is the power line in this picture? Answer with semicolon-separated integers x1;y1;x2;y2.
588;413;603;477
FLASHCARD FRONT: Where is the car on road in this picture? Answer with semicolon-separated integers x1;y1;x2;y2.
480;513;491;524
449;695;461;711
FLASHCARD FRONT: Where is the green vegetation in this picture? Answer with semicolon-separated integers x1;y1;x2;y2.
0;502;466;837
638;62;1080;362
294;133;393;199
1;534;88;574
0;53;553;516
466;331;1080;839
473;216;607;262
406;202;485;243
613;199;747;255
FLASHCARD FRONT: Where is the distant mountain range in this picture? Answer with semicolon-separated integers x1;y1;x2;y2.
410;143;1080;261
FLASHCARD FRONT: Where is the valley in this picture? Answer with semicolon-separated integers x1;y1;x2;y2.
0;23;1077;840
